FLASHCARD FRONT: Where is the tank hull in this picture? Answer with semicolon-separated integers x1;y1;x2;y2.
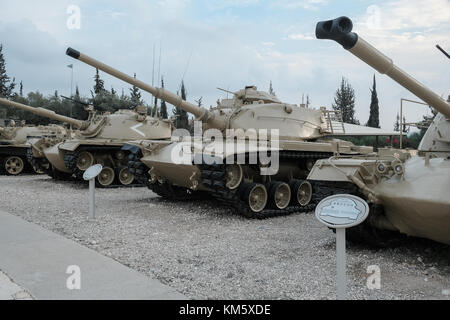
308;155;450;245
43;143;71;173
375;157;450;245
128;138;374;217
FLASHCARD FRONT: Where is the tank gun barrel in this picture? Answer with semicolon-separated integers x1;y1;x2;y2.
0;97;88;129
66;48;222;128
315;17;450;119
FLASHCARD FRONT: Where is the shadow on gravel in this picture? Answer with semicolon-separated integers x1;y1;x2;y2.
346;236;450;272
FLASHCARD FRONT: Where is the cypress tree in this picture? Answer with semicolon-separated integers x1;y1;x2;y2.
160;77;168;119
367;75;380;128
173;80;189;129
269;81;276;96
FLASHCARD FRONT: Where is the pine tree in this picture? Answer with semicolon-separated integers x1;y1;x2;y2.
366;74;380;128
130;73;142;108
93;69;105;94
160;77;168;119
0;44;15;98
19;81;23;97
269;81;276;96
111;87;116;95
332;77;358;124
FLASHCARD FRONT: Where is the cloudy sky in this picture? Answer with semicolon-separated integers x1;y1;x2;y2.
0;0;448;129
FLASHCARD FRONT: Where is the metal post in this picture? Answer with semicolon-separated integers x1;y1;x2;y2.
336;228;346;300
400;98;430;149
89;178;95;219
400;99;403;149
70;66;73;131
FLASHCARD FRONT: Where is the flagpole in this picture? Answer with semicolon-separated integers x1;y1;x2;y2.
68;64;74;130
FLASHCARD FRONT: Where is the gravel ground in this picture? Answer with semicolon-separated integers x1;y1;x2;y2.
1;175;449;300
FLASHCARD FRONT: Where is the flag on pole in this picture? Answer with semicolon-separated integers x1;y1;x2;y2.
67;64;73;68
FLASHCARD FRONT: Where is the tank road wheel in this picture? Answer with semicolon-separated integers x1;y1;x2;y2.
242;183;268;213
32;166;45;174
267;181;291;210
290;179;313;206
115;150;126;160
3;156;25;175
226;164;243;190
117;166;134;186
76;151;94;171
97;166;115;187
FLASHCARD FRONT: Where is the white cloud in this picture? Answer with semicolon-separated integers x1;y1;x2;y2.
206;0;260;10
287;33;314;40
273;0;328;10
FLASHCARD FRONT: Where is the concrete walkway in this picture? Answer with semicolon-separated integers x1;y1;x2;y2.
0;210;186;300
0;271;33;300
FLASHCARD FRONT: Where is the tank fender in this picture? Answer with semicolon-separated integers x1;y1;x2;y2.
59;141;81;151
307;158;364;182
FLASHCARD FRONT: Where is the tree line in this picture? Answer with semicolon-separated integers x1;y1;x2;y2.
331;76;433;149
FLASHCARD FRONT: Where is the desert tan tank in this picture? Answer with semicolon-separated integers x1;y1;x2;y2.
0;97;173;186
0;109;67;175
66;47;399;217
307;16;450;246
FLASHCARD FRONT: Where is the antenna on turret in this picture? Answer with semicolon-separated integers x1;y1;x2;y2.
436;45;450;60
217;87;234;97
152;43;155;115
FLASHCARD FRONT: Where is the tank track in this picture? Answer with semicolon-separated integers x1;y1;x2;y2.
64;146;143;188
310;181;408;247
199;151;332;219
26;148;51;175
